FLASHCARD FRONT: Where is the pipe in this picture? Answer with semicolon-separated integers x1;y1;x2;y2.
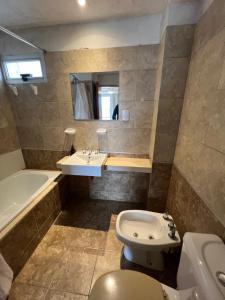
0;25;47;53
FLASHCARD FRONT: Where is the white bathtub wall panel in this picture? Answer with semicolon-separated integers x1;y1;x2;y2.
0;149;25;180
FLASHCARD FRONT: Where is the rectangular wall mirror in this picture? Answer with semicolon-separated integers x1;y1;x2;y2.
70;71;119;121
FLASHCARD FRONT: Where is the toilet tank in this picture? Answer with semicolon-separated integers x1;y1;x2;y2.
177;232;225;300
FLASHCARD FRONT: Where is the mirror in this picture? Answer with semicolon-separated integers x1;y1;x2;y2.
70;71;119;121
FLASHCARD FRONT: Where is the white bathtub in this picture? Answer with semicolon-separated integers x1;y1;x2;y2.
0;170;61;232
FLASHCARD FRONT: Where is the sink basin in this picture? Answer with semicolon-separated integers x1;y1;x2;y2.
59;150;108;177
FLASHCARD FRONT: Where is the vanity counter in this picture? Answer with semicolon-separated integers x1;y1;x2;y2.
105;156;152;173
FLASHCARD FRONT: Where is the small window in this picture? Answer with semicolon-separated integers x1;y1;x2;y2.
1;54;47;84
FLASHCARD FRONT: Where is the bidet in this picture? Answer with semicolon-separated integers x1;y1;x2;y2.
116;210;180;270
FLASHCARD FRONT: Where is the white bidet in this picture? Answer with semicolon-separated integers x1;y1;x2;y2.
116;210;180;270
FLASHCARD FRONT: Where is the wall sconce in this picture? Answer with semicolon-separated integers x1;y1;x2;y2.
9;85;18;96
30;84;38;96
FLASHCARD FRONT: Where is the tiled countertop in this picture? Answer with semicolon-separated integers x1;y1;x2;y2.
57;154;152;174
105;156;152;173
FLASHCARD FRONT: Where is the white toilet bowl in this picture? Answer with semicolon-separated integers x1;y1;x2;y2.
90;233;225;300
116;210;180;270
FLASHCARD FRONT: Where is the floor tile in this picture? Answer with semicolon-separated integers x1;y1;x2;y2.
45;290;87;300
50;248;97;295
63;227;107;251
91;251;122;287
16;245;66;288
8;282;48;300
105;229;123;252
11;198;178;297
39;225;67;250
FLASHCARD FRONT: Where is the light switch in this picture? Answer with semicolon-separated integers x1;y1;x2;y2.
122;109;130;121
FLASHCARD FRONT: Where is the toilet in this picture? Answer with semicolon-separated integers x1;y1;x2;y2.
89;233;225;300
116;210;180;270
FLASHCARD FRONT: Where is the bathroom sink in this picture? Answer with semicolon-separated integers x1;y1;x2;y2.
58;150;108;177
75;152;106;164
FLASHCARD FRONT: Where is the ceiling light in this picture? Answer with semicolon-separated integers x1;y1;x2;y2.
77;0;86;6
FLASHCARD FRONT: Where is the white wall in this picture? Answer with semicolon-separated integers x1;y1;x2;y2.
0;0;213;54
160;0;203;38
0;15;162;54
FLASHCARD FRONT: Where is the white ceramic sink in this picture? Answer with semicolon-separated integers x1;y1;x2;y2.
59;150;108;177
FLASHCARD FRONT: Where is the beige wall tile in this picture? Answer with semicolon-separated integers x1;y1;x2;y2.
193;0;225;53
9;45;158;154
136;70;156;101
173;6;225;228
41;126;64;150
167;166;225;240
160;57;190;98
17;126;43;149
136;45;159;69
108;128;150;154
119;71;136;102
154;132;177;163
157;98;183;134
39;102;62;127
0;69;20;154
0;127;20;155
134;101;154;128
164;25;195;58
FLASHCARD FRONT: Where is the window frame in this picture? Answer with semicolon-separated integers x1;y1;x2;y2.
1;53;47;84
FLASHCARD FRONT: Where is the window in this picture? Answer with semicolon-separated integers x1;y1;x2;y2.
1;54;47;84
98;86;119;120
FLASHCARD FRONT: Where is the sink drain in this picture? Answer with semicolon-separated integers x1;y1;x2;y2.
133;232;138;237
148;235;154;240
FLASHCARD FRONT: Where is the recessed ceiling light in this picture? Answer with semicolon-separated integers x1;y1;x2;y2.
77;0;86;7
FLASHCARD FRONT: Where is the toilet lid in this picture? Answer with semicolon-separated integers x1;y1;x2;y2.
89;270;165;300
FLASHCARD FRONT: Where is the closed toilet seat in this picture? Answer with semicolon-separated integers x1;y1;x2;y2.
89;270;165;300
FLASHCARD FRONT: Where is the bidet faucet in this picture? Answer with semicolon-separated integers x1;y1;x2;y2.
168;227;176;240
163;212;173;222
168;223;178;241
168;221;176;230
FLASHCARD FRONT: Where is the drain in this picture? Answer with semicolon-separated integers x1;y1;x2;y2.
148;235;154;240
133;232;138;238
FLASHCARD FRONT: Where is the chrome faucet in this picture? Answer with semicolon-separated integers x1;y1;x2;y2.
163;212;173;222
168;226;177;240
168;221;178;240
168;221;176;230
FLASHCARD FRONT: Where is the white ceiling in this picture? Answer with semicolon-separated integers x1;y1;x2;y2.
0;0;188;29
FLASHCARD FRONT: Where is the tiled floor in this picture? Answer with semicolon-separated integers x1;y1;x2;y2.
9;199;179;299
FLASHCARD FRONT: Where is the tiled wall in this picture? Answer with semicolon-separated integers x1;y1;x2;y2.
67;171;149;203
7;45;159;162
148;25;194;212
0;68;20;155
167;0;225;234
2;44;159;204
167;166;225;240
90;171;149;203
0;184;61;276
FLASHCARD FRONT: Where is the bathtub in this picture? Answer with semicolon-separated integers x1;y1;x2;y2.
0;169;61;232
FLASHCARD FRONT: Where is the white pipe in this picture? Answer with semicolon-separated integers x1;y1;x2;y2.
0;25;47;53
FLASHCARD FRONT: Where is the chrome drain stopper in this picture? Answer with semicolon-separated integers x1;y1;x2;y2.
133;232;138;237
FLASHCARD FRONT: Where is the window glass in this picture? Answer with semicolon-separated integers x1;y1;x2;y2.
2;54;47;84
5;59;43;79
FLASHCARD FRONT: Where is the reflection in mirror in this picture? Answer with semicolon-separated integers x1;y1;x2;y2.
70;72;119;121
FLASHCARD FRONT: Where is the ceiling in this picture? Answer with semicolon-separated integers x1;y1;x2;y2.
0;0;188;29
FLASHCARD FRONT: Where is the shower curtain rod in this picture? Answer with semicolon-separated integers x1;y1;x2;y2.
0;25;47;53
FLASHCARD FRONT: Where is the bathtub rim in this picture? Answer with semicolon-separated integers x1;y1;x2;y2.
0;169;61;241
